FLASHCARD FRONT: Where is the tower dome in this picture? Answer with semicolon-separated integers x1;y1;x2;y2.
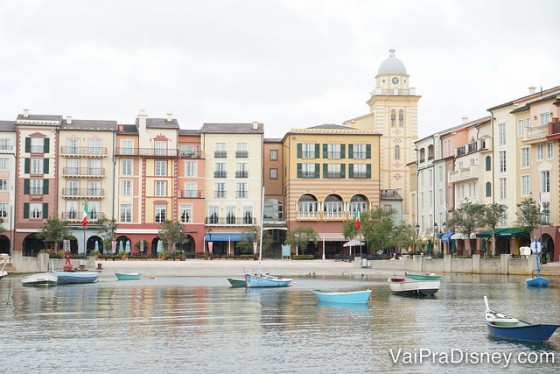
377;49;407;76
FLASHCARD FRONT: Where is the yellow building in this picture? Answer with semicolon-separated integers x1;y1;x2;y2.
282;125;381;258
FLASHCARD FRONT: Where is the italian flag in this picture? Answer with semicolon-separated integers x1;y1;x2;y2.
355;206;361;230
82;200;89;228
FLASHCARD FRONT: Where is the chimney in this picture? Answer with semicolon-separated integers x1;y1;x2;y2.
252;121;258;130
528;86;536;95
23;108;30;118
66;115;72;125
137;109;147;129
166;113;173;122
462;116;469;124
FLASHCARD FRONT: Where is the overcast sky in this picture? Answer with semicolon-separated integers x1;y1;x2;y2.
1;0;558;139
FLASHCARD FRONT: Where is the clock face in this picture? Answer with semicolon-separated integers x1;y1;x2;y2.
392;77;399;84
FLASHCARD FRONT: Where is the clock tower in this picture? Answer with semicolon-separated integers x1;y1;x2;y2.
344;49;420;223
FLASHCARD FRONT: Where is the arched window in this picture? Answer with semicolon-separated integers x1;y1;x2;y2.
486;182;492;197
324;194;343;212
298;194;318;212
485;156;492;171
349;195;368;214
419;148;426;163
394;145;400;160
391;109;396;127
399;109;404;127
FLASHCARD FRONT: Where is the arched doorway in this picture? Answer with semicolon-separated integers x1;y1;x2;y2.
178;235;195;258
541;233;554;263
87;236;102;255
115;236;131;255
0;235;9;254
23;234;43;256
151;237;164;258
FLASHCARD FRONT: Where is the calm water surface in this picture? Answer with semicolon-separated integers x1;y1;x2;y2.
1;274;559;373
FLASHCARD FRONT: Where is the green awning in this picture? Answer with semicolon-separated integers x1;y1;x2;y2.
476;228;530;238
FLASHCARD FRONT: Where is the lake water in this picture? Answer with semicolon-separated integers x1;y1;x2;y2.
1;274;559;373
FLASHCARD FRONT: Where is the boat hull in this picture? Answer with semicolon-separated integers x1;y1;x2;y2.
245;273;292;288
388;277;440;296
0;270;7;280
115;272;141;280
526;277;549;287
227;278;247;288
22;272;58;287
486;322;560;342
313;289;371;304
53;271;98;284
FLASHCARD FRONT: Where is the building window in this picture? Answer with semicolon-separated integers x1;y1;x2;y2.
298;194;318;212
352;164;367;178
121;180;132;196
121;160;133;175
242;206;253;224
353;144;366;159
270;168;278;179
31;138;45;153
66;201;78;220
270;149;278;161
0;203;8;218
391;109;396;127
155;181;167;196
327;144;341;159
31;203;43;219
499;178;507;200
30;179;43;195
154;141;166;156
0;139;10;151
214;162;226;178
541;170;550;193
185;162;197;177
236;143;248;158
236;182;248;198
521;175;530;196
214;143;227;158
499;151;506;173
485;156;492;171
498;123;506;146
0;158;7;170
88;181;101;196
89;138;101;155
547;142;553;159
302;163;316;178
302;143;315;159
208;205;219;224
155;160;167;176
180;204;192;223
398;109;404;127
31;159;43;174
214;182;226;198
537;144;544;160
120;204;132;223
88;201;100;220
236;163;248;178
485;182;492;197
226;206;236;224
394;145;400;160
540;112;551;126
66;181;78;196
155;205;166;223
327;163;341;178
517;119;525;136
120;140;134;155
521;147;530;168
88;159;102;176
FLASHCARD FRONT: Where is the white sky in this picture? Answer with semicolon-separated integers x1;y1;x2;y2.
1;0;558;139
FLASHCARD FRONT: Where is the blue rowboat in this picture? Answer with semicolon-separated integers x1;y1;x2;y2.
245;273;292;288
484;296;560;342
115;272;142;281
526;277;549;288
313;289;372;304
52;271;98;284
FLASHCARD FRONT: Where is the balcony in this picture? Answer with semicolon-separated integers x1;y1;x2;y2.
61;211;104;223
214;171;227;178
62;167;105;178
180;148;202;159
448;164;481;183
455;138;490;157
60;146;108;157
204;216;256;225
0;145;14;154
524;124;549;142
61;188;105;199
297;211;320;220
180;190;204;198
235;171;248;178
235;151;248;158
115;148;179;157
214;151;227;158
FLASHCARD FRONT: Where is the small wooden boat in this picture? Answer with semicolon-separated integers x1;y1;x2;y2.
245;272;292;288
313;289;372;304
388;275;440;296
52;271;98;284
227;278;246;288
115;272;142;280
526;238;549;287
21;272;58;287
484;296;560;342
406;273;442;281
0;253;10;280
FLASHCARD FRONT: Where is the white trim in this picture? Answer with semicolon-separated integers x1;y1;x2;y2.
115;229;159;234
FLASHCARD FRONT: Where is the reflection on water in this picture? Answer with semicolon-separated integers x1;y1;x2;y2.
0;275;559;373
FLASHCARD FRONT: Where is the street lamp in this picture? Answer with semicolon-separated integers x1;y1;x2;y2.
207;228;213;257
442;222;447;255
415;224;420;256
432;222;438;257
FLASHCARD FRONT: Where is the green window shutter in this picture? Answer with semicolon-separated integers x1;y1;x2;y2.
297;144;302;158
341;164;346;178
366;164;371;178
340;144;345;159
44;138;50;153
24;158;30;174
297;163;302;178
24;179;30;194
23;203;29;219
486;182;492;197
25;138;30;153
44;159;49;174
323;144;328;158
348;144;353;159
315;163;320;178
43;179;49;195
315;144;320;158
366;144;371;159
323;164;328;178
349;164;354;178
42;203;48;219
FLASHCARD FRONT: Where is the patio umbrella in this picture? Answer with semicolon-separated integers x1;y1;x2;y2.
119;240;124;253
157;240;163;253
140;240;144;254
94;240;99;254
426;240;433;255
126;240;131;254
481;239;487;253
451;240;457;254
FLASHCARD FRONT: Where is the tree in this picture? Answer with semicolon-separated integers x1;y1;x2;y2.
96;217;117;254
516;197;545;240
360;207;396;253
236;225;274;257
448;200;485;255
391;223;417;255
158;220;187;253
36;217;71;253
285;226;319;256
483;203;507;256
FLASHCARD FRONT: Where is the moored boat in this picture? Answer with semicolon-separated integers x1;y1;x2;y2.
0;253;10;280
227;278;247;288
484;296;560;342
53;271;98;284
313;289;372;304
406;273;442;281
115;272;142;280
245;272;292;288
21;272;58;287
388;275;440;296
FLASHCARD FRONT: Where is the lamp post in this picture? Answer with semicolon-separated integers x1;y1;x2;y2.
442;222;447;255
432;222;438;257
415;224;420;256
207;228;213;257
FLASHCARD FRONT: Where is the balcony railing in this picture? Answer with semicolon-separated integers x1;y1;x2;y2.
60;146;108;157
61;188;105;198
62;167;105;177
235;171;248;178
235;151;248;158
235;191;248;198
448;164;480;183
205;217;256;225
61;211;104;222
214;171;227;178
214;151;227;158
180;150;202;159
180;190;204;198
115;148;179;157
